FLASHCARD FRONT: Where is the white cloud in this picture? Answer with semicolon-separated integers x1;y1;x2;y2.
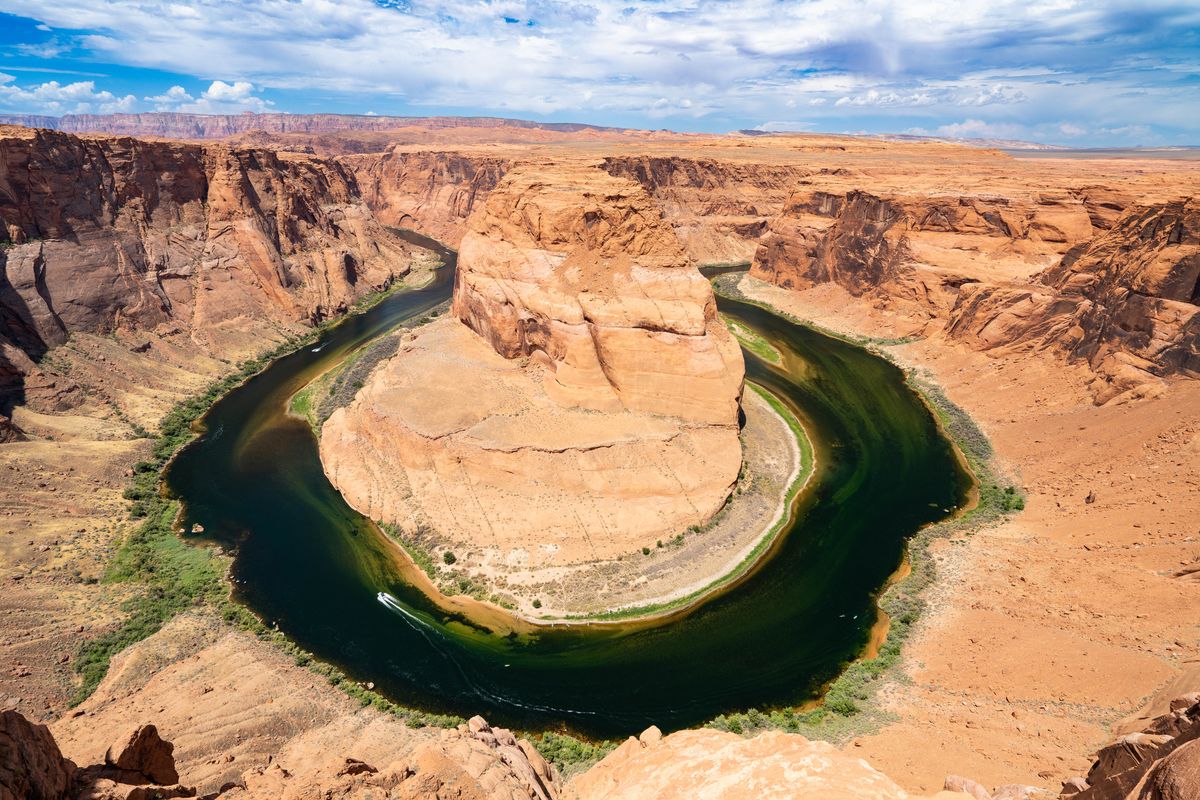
144;80;272;113
0;72;137;114
0;0;1195;144
753;121;817;132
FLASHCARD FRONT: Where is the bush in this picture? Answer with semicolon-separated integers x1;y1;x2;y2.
442;550;457;565
532;598;542;609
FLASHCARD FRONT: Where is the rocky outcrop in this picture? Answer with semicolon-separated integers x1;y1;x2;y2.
454;164;743;422
350;150;511;244
0;713;194;800
3;708;555;800
946;199;1199;402
1;709;76;800
750;189;1096;301
564;726;969;800
601;156;811;264
751;190;911;296
1056;692;1200;800
218;715;559;800
321;164;744;590
0;124;415;412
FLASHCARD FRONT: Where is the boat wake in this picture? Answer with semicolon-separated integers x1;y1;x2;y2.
374;591;605;720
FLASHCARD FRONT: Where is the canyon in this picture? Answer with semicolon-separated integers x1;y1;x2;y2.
318;163;750;615
1;114;1198;800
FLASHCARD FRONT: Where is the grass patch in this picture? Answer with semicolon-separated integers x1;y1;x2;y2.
530;731;618;777
722;314;783;364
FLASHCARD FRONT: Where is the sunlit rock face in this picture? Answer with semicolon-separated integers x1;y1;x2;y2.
321;163;745;566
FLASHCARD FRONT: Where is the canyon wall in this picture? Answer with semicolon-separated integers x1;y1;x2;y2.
600;156;811;264
453;164;744;422
0;124;415;425
348;150;512;244
749;188;1095;311
320;163;745;589
0;112;621;140
744;184;1199;400
946;199;1200;402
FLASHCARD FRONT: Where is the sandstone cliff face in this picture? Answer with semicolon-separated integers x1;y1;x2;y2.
454;165;744;423
946;199;1199;402
601;156;811;264
350;150;511;244
321;164;744;583
750;190;910;296
0;125;415;415
750;189;1095;297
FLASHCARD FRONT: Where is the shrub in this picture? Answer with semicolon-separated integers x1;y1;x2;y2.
442;550;457;565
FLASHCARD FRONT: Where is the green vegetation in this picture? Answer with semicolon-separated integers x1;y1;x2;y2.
382;523;438;581
72;288;464;730
76;335;314;703
530;731;618;776
442;550;457;565
722;314;783;364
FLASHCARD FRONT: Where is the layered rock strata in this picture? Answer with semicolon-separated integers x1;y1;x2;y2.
321;164;744;579
946;200;1199;401
564;725;968;800
0;124;415;419
749;188;1095;315
349;150;512;244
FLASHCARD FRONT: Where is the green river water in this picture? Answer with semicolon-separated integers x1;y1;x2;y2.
165;231;971;738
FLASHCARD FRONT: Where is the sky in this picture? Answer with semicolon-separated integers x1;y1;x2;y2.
0;0;1197;146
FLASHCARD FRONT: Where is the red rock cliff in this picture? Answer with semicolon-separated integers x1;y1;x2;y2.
0;124;415;417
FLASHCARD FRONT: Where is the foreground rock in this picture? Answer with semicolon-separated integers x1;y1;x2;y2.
564;725;969;800
1055;693;1200;800
3;705;555;800
1;711;193;800
321;164;744;605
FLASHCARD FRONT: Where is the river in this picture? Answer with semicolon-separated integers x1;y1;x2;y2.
165;230;970;738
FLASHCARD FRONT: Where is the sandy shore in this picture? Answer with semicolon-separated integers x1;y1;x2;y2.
738;274;1200;794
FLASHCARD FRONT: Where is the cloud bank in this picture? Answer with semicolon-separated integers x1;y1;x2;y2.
0;0;1196;144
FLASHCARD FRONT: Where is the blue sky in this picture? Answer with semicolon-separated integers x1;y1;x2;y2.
0;1;1197;145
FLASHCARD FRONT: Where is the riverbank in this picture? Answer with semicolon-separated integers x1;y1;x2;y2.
733;273;1200;795
292;324;814;626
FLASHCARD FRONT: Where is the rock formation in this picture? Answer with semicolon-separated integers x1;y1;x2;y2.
750;190;911;295
1;712;194;800
600;156;811;264
564;725;969;800
1;708;557;800
0;124;416;415
349;150;511;244
946;199;1199;402
1053;692;1200;799
749;188;1095;306
321;163;744;580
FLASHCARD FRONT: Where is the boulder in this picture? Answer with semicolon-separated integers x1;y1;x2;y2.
1139;739;1200;800
104;725;180;786
0;709;75;800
